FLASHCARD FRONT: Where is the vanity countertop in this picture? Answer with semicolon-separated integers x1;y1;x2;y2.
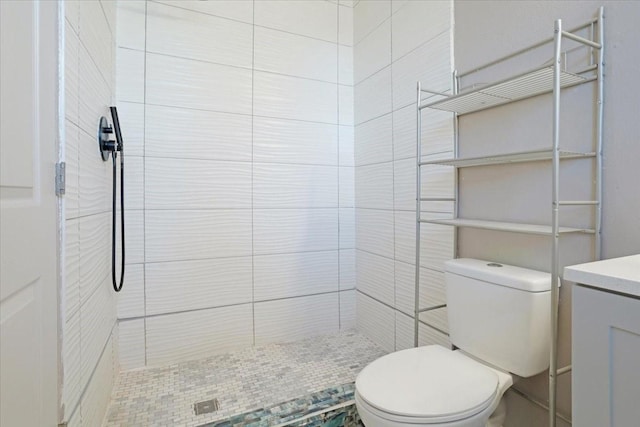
564;254;640;297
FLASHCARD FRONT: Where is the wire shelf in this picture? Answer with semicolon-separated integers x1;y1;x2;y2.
421;66;593;114
419;149;595;168
418;218;595;236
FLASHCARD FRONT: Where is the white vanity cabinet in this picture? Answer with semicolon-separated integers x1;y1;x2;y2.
565;255;640;427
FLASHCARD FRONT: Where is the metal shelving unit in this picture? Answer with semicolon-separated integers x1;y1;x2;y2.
414;8;604;427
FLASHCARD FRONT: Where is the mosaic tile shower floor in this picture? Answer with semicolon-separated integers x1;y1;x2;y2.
105;331;386;426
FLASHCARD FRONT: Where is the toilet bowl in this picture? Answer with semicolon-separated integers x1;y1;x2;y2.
355;258;554;427
355;345;513;427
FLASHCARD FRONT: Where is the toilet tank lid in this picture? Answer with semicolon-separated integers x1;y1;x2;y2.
445;258;555;292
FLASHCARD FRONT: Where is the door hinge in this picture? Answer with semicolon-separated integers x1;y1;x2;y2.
55;161;66;196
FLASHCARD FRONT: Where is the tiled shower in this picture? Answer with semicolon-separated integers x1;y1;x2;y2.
114;0;356;370
60;1;458;425
62;0;460;425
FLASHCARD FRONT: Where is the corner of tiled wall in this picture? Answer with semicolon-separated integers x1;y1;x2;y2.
353;0;454;353
61;0;119;425
113;0;356;372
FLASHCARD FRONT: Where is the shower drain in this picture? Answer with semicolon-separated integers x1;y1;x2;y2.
194;398;220;415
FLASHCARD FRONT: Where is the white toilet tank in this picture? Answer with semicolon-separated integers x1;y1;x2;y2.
445;258;554;378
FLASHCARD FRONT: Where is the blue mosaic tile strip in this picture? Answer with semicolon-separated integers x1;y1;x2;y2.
197;383;362;427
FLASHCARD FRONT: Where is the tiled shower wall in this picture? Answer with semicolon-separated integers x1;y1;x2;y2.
353;0;455;352
62;1;119;425
114;0;355;370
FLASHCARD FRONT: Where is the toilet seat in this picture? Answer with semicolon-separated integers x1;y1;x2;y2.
355;345;500;424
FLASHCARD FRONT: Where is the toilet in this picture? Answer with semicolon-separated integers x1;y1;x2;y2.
355;258;554;427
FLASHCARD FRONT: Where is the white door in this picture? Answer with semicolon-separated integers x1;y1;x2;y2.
0;1;59;426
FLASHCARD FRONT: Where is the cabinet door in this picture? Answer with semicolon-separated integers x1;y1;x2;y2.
573;285;640;427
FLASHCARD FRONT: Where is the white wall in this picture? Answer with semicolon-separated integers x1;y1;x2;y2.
353;0;454;352
114;0;355;369
61;1;119;426
454;2;640;426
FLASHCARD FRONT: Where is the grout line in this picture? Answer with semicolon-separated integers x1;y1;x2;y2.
145;49;340;86
355;247;447;274
140;249;347;266
140;101;341;126
118;289;353;322
251;0;256;347
356;289;448;336
135;156;345;168
149;0;348;47
337;4;342;330
66;319;118;424
389;0;397;351
142;0;148;368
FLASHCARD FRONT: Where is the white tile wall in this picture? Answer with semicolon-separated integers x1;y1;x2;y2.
356;250;395;305
115;48;144;103
154;0;254;24
253;117;338;165
393;105;454;161
145;210;252;262
391;30;451;110
339;125;355;166
354;1;453;352
80;276;115;388
62;2;119;424
62;309;81;418
356;291;395;352
123;156;144;210
78;213;110;304
116;264;144;320
116;0;145;50
254;0;338;43
145;158;252;209
114;102;143;157
339;85;355;126
339;168;355;208
394;210;454;271
395;310;450;350
353;0;391;45
391;0;450;61
254;251;339;301
118;319;145;370
146;304;253;366
355;209;394;258
339;45;354;85
114;0;355;372
146;53;252;114
254;71;338;123
253;209;339;255
79;336;116;427
145;104;252;161
339;208;356;248
78;129;110;216
146;2;253;68
253;164;338;208
355;113;393;165
354;66;392;125
65;24;79;125
355;163;394;209
254;26;338;83
338;4;354;46
340;249;357;290
145;257;253;315
354;20;391;84
254;293;340;345
340;289;357;329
